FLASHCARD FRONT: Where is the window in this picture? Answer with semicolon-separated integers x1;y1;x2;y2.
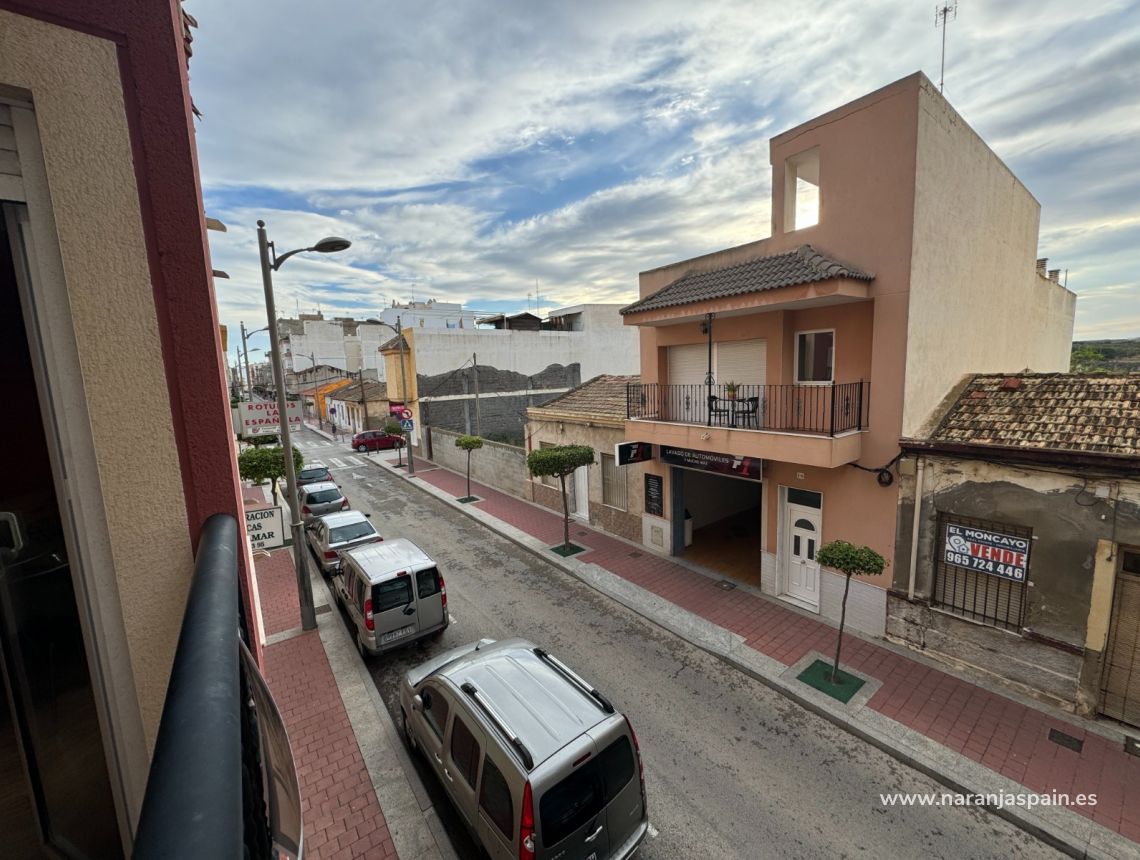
784;147;820;231
329;521;376;544
787;488;822;509
374;577;412;612
416;567;441;599
539;441;557;487
478;757;514;840
450;717;481;788
796;331;834;383
933;514;1029;632
306;488;343;504
539;736;635;847
601;454;627;511
422;687;449;740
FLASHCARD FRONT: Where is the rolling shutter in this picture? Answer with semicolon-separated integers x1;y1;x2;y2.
667;344;706;386
715;339;766;387
0;103;26;202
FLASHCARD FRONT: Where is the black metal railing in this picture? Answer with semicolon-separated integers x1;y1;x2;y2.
626;381;869;436
134;513;301;860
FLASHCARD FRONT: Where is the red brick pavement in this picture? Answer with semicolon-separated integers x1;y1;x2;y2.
251;528;397;859
410;459;1140;842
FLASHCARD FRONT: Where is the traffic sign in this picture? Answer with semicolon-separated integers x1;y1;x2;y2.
400;418;415;431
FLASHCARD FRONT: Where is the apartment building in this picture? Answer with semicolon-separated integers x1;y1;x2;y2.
621;72;1076;636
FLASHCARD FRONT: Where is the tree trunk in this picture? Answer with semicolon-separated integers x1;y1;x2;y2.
559;472;570;549
466;449;472;498
270;476;279;506
831;572;853;684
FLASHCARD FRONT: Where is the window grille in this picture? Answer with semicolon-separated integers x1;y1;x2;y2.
601;454;627;511
932;513;1029;632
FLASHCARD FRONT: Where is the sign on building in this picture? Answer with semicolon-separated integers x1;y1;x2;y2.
644;474;664;517
237;400;302;437
615;441;653;466
943;523;1030;582
660;446;763;480
245;506;285;551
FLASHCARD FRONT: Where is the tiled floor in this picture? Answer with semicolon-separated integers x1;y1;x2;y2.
409;458;1140;843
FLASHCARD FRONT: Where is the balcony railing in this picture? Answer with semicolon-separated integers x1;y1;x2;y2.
626;381;870;436
134;514;302;860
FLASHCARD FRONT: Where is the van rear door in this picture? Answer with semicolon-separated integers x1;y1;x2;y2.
414;566;445;631
536;736;609;860
592;730;643;853
371;573;416;648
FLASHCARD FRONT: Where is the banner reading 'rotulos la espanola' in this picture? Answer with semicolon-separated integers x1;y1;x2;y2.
237;400;302;437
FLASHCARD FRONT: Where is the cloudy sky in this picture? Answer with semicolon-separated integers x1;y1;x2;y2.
186;0;1140;362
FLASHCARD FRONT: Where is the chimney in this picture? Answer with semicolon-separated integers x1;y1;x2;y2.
1036;258;1048;277
1048;269;1061;283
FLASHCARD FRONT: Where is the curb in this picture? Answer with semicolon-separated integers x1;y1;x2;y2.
370;456;1136;860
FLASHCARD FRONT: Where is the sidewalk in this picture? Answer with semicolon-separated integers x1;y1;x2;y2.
369;452;1140;860
241;482;448;860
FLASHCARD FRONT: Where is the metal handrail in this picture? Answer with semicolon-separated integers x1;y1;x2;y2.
134;513;246;859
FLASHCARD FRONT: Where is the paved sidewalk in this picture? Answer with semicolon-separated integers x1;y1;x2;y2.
370;453;1140;860
241;482;447;860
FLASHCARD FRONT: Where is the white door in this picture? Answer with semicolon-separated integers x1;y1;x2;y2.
785;505;821;607
573;465;590;519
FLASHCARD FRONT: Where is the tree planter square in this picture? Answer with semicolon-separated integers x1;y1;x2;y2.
550;543;586;557
796;659;866;704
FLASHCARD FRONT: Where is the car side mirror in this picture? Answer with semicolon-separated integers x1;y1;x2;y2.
364;513;371;518
412;694;423;713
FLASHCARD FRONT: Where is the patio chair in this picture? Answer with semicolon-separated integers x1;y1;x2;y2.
734;396;762;429
708;394;732;426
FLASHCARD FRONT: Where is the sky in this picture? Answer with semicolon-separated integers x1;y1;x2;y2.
185;0;1140;364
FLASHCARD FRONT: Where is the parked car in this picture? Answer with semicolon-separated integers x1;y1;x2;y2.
335;539;447;657
296;481;348;523
305;510;382;574
399;639;649;860
351;430;405;453
298;462;334;488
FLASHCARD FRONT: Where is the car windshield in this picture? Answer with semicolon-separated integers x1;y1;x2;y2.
299;468;328;481
307;489;342;504
329;522;375;543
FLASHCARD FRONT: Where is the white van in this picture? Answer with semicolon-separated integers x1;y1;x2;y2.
335;539;448;657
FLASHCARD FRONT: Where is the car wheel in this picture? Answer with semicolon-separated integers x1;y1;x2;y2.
402;709;417;752
356;444;368;453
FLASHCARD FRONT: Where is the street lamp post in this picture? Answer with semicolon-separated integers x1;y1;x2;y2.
241;322;269;401
256;220;351;631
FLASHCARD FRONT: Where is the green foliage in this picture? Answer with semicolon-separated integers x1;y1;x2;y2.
248;433;280;447
815;540;887;578
455;435;484;451
1070;345;1107;373
237;445;304;504
526;445;595;479
382;418;404;436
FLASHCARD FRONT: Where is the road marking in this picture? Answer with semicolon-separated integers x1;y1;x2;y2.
346;455;364;465
329;457;346;468
352;472;366;480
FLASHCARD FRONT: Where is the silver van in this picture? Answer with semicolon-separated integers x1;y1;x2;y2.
399;639;649;860
335;539;448;657
296;480;348;523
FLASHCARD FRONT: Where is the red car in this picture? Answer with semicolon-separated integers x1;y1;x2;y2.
351;430;406;453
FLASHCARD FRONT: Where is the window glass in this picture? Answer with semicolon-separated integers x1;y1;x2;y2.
793;535;800;556
598;737;635;801
796;332;834;383
539;736;635;847
417;568;441;599
330;522;375;543
479;757;514;840
299;467;328;481
794;518;815;531
808;539;816;561
422;687;449;740
1123;550;1140;576
307;489;342;504
374;577;412;611
787;488;822;509
601;454;627;511
450;717;481;788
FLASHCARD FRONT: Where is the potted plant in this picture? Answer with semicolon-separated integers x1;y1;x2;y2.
724;380;738;399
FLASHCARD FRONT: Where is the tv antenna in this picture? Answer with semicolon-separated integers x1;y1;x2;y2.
935;2;958;93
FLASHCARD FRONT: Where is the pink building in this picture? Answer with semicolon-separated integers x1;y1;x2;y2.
621;73;1075;636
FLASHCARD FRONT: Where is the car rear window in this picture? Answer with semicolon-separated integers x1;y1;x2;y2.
299;468;328;481
373;577;412;612
479;757;513;840
539;736;635;847
307;489;342;504
330;522;375;544
416;567;441;599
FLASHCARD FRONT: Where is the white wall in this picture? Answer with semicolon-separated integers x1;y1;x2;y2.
903;80;1077;435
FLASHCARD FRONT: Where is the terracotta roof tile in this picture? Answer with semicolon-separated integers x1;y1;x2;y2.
620;244;873;315
530;374;640;420
929;373;1140;456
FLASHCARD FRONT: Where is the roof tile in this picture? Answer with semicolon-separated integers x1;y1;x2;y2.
530;374;640;420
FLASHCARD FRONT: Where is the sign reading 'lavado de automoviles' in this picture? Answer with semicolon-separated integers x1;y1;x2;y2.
245;506;285;551
659;446;763;480
238;400;302;436
943;523;1030;582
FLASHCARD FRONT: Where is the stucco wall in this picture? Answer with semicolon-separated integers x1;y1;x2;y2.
891;454;1140;708
902;80;1076;436
427;427;529;499
0;11;195;749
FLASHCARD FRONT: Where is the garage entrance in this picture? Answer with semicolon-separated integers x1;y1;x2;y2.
672;467;763;586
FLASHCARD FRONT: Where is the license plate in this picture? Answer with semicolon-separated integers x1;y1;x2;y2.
380;624;415;645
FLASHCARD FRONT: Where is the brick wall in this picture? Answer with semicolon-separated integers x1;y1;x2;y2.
427;427;529;498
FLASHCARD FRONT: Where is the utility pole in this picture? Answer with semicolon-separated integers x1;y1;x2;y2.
473;352;482;437
241;321;254;401
396;315;415;476
359;369;369;432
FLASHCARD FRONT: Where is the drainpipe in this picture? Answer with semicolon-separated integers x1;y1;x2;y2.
907;456;926;601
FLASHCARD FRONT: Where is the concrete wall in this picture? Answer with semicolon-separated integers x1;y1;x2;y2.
891;453;1140;710
427;427;528;499
902;79;1076;436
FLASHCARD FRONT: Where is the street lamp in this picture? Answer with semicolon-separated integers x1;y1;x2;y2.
257;220;351;631
241;322;270;401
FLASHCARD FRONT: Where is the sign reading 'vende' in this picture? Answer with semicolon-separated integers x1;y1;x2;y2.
245;506;285;551
237;400;302;437
943;523;1030;582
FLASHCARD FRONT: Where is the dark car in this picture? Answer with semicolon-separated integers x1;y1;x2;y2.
298;462;334;488
351;430;405;453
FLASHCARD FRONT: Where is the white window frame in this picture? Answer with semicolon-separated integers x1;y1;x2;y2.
600;453;627;512
794;329;835;385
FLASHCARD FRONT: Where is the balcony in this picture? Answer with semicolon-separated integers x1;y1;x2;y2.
625;381;869;468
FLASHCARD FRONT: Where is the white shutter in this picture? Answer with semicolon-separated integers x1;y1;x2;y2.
667;344;707;386
715;339;766;387
0;103;26;202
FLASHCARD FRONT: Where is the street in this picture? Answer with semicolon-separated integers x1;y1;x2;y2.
294;427;1062;860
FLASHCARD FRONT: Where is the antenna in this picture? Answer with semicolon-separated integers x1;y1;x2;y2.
935;2;958;94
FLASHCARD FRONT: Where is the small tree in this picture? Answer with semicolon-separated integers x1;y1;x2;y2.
526;445;595;550
454;435;484;500
815;540;887;684
237;445;303;505
1070;345;1107;373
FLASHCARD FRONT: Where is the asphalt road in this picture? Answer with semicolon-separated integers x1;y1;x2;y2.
302;429;1062;860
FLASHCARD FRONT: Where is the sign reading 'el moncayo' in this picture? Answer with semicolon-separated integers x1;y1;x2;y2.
943;523;1030;582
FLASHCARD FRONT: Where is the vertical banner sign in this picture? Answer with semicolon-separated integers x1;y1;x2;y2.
943;523;1030;582
644;474;664;517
